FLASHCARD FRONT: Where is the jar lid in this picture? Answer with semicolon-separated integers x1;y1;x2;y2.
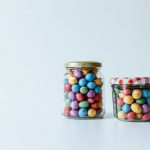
65;61;102;68
110;77;150;85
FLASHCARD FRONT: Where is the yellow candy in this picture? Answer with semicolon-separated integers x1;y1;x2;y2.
88;109;96;117
94;78;102;86
131;103;142;114
118;111;127;119
66;73;73;78
119;92;125;98
132;89;142;99
123;95;134;104
136;113;143;119
82;68;89;75
68;77;77;85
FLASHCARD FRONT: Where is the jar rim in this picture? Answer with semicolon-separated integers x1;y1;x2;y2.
65;61;102;68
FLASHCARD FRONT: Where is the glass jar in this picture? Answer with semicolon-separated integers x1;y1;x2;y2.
111;77;150;122
63;61;104;119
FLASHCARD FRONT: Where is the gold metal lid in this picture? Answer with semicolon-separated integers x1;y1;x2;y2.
65;61;102;68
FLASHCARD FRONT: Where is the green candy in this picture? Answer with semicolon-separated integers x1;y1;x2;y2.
79;101;89;108
65;99;71;106
64;92;68;98
80;86;88;94
136;98;146;104
117;105;122;111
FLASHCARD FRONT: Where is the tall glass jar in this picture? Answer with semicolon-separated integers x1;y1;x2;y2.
111;77;150;122
63;61;104;119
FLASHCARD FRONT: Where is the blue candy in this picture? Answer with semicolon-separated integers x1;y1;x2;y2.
142;89;150;98
94;86;101;93
85;73;95;81
79;78;87;86
64;78;68;84
87;82;96;89
78;108;87;117
146;97;150;105
122;104;131;113
72;84;80;93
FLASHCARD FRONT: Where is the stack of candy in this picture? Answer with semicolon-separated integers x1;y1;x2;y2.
111;77;150;121
64;68;103;118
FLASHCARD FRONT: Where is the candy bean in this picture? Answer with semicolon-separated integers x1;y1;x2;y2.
131;103;142;114
88;109;96;117
123;95;134;104
132;89;142;99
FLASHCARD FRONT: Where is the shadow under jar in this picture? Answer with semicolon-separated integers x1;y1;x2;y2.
63;61;104;119
111;77;150;122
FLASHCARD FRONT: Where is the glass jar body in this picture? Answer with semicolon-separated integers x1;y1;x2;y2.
112;84;150;122
63;66;104;119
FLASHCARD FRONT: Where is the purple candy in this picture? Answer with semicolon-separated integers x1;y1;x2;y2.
96;109;102;114
142;104;150;113
70;110;78;117
70;101;78;109
73;70;82;79
87;90;95;98
68;91;75;100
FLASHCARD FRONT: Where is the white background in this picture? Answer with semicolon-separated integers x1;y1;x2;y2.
0;0;150;150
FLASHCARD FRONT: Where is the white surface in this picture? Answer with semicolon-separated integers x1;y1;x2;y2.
0;0;150;150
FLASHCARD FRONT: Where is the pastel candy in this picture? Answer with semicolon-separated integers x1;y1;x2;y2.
87;82;96;89
88;98;95;104
132;89;142;99
142;89;150;98
131;103;142;114
136;98;145;104
70;101;78;109
64;92;68;98
119;92;125;99
64;78;68;84
127;112;135;120
94;86;101;93
142;114;150;120
80;86;88;94
118;111;127;119
123;95;134;104
122;104;131;113
117;98;124;106
68;77;77;85
70;110;78;117
73;70;82;78
64;83;72;92
85;73;95;81
87;90;95;98
65;99;71;106
88;109;96;117
142;104;150;113
76;93;84;101
78;108;87;117
122;88;132;95
79;101;89;108
79;78;87;86
72;84;80;93
94;78;102;85
68;91;75;100
64;109;70;117
146;97;150;105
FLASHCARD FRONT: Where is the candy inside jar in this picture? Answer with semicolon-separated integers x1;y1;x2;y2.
111;77;150;121
63;61;104;119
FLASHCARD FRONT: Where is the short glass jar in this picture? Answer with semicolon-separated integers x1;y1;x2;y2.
63;61;104;119
111;77;150;122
